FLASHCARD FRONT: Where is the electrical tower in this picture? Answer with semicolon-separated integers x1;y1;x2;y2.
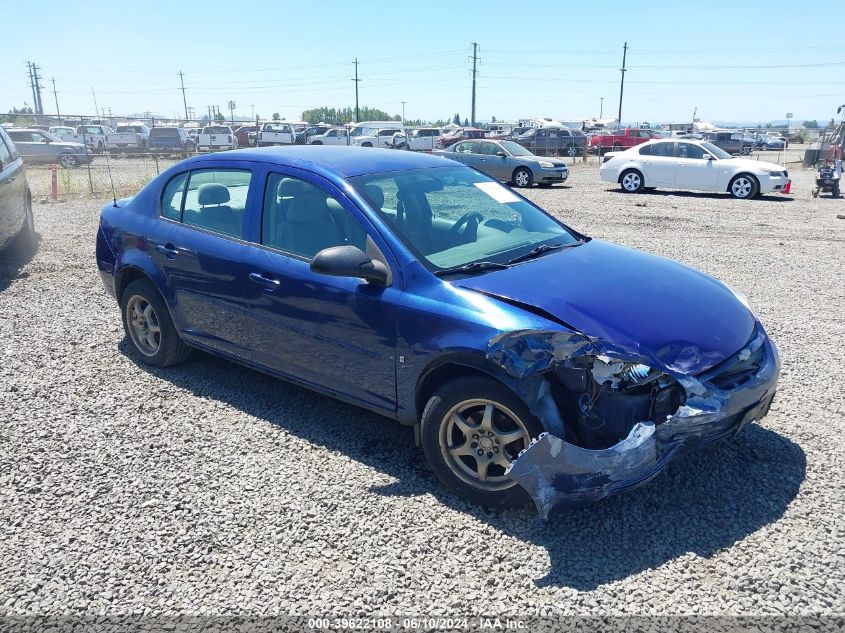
27;62;44;115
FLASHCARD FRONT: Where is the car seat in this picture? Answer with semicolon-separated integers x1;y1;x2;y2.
191;183;241;237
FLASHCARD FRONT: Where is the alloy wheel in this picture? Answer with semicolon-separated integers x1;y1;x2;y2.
126;295;162;357
731;177;753;198
622;172;641;191
439;399;532;492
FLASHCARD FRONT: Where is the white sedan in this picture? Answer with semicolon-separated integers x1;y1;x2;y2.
599;139;791;199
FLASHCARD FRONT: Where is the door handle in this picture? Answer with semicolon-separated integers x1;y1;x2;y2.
155;243;179;259
249;272;281;291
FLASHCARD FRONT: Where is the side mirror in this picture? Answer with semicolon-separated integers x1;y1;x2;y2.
496;151;507;157
311;245;388;285
703;154;715;160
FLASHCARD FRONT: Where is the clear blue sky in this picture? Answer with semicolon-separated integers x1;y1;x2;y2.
3;0;843;125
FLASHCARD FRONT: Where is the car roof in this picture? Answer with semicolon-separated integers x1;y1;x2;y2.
176;146;456;177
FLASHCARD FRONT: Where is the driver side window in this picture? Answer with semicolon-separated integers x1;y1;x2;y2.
261;173;366;259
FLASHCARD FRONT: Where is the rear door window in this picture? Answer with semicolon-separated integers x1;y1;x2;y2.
165;169;253;238
650;142;675;157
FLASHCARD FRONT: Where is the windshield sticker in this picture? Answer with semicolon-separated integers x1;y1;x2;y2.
473;181;521;204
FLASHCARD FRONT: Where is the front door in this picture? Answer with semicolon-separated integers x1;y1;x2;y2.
0;129;25;246
149;165;257;356
241;168;398;413
674;142;719;191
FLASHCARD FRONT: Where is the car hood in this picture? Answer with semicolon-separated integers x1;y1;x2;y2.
523;156;567;168
724;158;785;172
452;239;755;374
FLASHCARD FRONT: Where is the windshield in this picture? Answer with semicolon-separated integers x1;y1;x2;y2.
348;166;578;272
700;142;732;159
203;126;230;134
499;140;532;156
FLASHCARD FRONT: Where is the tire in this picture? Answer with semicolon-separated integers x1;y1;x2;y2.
619;169;644;193
362;142;373;147
565;145;577;157
833;183;841;198
58;154;78;169
729;174;758;199
96;142;104;154
16;191;35;248
512;167;533;188
420;376;544;508
120;278;192;368
742;146;751;155
612;142;622;151
310;140;323;145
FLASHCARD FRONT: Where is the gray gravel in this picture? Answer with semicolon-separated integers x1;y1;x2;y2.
0;158;843;618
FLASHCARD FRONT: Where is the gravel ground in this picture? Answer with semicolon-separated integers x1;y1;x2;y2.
0;157;843;619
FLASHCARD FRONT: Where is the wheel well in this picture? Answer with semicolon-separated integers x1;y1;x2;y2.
512;165;532;178
618;167;642;183
415;362;506;420
727;172;759;192
115;266;150;301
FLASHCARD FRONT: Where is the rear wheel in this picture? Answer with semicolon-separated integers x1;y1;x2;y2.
612;142;622;151
362;142;373;147
619;169;644;193
17;192;35;248
420;376;543;507
512;167;533;188
729;174;758;199
120;279;192;367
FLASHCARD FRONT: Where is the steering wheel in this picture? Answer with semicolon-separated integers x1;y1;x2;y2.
450;212;485;241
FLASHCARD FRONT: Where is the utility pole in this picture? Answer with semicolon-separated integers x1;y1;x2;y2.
470;42;479;127
179;70;189;120
51;77;61;124
600;97;604;118
617;42;628;125
250;104;255;120
26;63;38;115
401;101;406;124
92;86;100;119
692;106;698;132
27;62;44;116
352;58;361;123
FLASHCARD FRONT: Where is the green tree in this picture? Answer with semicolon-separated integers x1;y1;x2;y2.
803;120;819;128
463;117;469;127
214;112;225;124
491;115;497;123
272;112;280;121
452;113;461;125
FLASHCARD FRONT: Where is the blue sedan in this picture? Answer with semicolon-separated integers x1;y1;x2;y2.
96;147;780;517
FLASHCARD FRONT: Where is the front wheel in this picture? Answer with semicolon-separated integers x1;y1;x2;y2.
120;279;192;367
420;377;543;507
565;145;577;157
619;169;644;193
58;154;78;168
512;167;533;188
729;174;758;199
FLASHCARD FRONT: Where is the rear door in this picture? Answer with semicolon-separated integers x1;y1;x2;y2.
7;131;44;162
148;164;258;356
0;128;25;246
638;141;677;185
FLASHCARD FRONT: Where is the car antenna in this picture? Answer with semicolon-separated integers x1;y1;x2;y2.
101;143;118;207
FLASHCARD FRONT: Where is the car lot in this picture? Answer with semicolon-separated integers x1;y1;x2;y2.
0;161;842;617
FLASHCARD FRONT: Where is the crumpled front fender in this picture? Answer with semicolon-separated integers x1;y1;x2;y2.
487;324;780;519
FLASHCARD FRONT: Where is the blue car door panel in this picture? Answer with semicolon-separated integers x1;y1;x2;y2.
241;167;398;412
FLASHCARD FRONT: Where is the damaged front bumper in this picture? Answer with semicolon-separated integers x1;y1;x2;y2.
488;324;780;519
